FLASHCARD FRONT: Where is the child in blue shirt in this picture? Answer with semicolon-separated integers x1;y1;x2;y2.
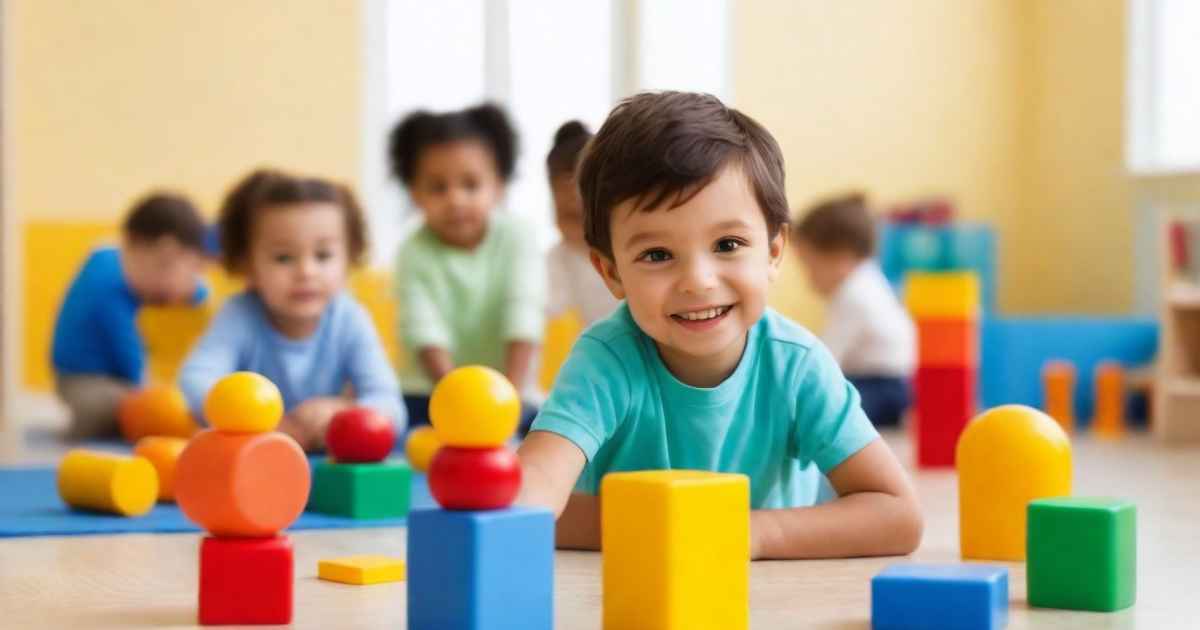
517;92;923;560
179;169;403;451
52;192;209;439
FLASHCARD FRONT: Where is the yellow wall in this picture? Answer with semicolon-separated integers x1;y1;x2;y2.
735;1;1026;327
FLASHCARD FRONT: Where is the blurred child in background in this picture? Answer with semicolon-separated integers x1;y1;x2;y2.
793;193;915;427
178;169;402;450
52;192;209;439
545;121;618;326
389;103;545;431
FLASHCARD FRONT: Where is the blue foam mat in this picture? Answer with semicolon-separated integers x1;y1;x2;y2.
0;454;435;538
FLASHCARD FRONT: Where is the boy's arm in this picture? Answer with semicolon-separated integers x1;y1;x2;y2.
749;439;923;560
515;430;586;517
99;303;146;385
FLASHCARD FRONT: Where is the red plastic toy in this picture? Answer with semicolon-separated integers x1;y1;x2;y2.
428;446;522;510
199;536;293;625
914;365;977;467
325;407;396;463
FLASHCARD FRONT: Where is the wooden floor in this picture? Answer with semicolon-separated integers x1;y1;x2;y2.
0;428;1196;629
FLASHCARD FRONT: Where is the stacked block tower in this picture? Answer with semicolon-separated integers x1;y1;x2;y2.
175;372;311;625
407;366;554;630
602;470;750;630
309;406;411;519
905;271;981;467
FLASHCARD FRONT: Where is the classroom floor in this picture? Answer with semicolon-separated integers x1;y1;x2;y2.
0;404;1196;628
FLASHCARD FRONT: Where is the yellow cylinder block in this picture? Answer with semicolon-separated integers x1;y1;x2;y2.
956;405;1071;561
57;449;159;517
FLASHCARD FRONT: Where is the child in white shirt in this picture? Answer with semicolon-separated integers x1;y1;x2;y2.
544;121;619;326
793;193;915;427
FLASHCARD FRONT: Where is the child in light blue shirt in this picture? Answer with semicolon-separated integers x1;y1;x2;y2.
179;169;402;450
517;92;923;560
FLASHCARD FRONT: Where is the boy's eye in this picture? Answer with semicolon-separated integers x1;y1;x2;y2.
273;253;293;264
428;181;447;194
462;177;479;192
316;250;333;262
637;249;672;263
715;238;745;253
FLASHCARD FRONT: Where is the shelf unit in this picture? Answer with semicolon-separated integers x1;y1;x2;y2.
1155;215;1200;441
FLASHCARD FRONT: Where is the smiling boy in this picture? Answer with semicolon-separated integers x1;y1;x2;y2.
516;92;922;559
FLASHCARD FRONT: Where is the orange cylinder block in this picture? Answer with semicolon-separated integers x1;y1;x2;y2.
118;385;198;443
1093;361;1126;438
134;436;188;501
175;429;310;537
1041;360;1076;435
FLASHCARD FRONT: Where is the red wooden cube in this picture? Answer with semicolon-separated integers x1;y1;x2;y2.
914;366;977;468
199;536;293;625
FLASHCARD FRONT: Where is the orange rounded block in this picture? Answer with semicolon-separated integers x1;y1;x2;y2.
429;365;520;448
134;436;188;501
204;372;284;433
1093;361;1126;438
1041;360;1076;434
175;429;310;536
57;449;158;517
957;405;1071;561
118;385;197;443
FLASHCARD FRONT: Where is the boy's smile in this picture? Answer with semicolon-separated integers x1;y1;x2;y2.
592;166;786;388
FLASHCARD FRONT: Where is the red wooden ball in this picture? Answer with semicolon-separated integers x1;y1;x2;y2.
428;446;522;510
325;407;396;463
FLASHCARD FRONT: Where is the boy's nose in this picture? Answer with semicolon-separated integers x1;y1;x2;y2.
678;257;718;294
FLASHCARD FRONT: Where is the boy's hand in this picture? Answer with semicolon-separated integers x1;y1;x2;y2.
281;397;353;451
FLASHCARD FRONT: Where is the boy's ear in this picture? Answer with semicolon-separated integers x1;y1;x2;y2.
767;228;788;283
589;249;626;300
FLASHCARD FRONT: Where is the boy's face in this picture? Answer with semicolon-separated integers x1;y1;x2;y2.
123;236;205;305
245;203;349;330
794;241;859;298
591;166;785;380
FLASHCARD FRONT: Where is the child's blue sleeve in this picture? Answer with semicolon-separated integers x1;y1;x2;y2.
790;341;879;473
177;300;248;418
529;335;631;461
98;303;145;385
344;302;405;429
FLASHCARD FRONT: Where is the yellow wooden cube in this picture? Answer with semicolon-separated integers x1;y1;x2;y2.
904;271;981;320
317;555;406;585
956;405;1072;561
601;470;750;630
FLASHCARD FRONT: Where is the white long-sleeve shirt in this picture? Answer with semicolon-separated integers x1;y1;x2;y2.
822;261;916;378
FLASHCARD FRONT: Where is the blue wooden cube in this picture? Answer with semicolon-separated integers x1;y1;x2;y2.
871;564;1008;630
407;507;554;630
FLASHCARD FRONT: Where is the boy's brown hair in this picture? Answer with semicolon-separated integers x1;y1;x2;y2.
577;91;789;258
217;169;368;273
792;192;876;258
122;192;206;251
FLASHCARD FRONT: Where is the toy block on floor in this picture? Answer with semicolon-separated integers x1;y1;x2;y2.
913;366;976;467
956;405;1071;561
199;536;293;625
57;449;158;517
904;271;981;320
1041;360;1076;434
1027;497;1136;612
318;555;405;585
407;506;554;630
602;470;750;630
871;564;1008;630
916;319;978;367
308;460;411;519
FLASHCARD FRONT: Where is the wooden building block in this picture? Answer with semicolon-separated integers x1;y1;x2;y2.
199;536;293;625
1027;497;1136;612
57;449;158;517
318;555;405;585
601;470;750;630
956;405;1071;561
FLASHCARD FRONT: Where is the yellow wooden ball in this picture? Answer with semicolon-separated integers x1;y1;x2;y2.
404;426;443;473
203;372;284;433
429;366;520;447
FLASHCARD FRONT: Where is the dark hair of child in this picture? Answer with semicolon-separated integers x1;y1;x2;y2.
216;169;368;273
122;192;207;251
792;192;876;258
546;120;593;180
577;91;790;259
387;103;518;185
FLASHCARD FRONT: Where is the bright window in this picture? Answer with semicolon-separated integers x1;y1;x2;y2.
1128;0;1200;174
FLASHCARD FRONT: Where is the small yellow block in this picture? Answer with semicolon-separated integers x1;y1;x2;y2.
318;555;406;585
602;470;750;630
904;271;981;320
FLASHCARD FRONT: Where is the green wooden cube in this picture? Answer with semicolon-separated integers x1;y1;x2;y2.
1027;497;1136;611
308;460;412;519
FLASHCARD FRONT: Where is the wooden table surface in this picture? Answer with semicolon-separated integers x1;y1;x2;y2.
0;431;1196;629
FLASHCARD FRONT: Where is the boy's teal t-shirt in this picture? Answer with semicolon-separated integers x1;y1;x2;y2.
531;303;880;509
